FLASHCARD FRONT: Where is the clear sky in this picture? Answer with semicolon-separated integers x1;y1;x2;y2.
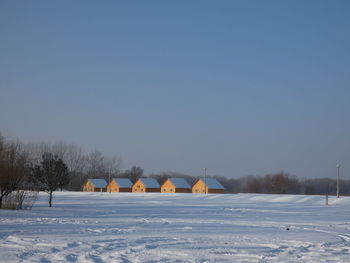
1;1;349;179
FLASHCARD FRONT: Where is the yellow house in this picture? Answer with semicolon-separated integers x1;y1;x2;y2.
83;179;107;192
161;178;191;193
107;178;132;192
132;178;160;193
192;178;224;194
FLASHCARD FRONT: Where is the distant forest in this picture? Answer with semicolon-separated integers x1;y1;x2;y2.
147;172;349;196
1;132;349;197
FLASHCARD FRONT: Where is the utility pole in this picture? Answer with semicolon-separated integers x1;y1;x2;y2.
203;168;207;194
109;174;111;193
336;164;341;198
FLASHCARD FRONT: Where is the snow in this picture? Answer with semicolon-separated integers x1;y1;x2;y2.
1;192;350;262
168;178;191;188
112;178;132;188
139;178;160;188
203;178;224;189
88;179;107;188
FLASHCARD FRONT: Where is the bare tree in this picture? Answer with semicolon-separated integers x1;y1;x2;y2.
64;144;86;173
51;141;68;159
102;156;122;183
122;166;143;183
24;142;122;191
85;150;121;182
85;150;105;178
62;144;86;190
0;137;27;209
30;152;69;207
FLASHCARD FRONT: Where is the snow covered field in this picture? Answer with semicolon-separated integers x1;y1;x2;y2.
0;192;349;263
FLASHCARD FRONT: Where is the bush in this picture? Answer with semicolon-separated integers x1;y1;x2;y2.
2;190;38;210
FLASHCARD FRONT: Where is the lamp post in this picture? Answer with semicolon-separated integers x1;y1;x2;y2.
203;168;207;194
109;174;111;193
336;164;341;198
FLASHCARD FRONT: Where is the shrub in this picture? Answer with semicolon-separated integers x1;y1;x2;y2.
2;190;38;210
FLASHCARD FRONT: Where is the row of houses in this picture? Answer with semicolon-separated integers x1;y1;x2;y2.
83;177;225;194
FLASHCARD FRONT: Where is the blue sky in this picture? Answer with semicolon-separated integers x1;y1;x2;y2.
1;1;349;178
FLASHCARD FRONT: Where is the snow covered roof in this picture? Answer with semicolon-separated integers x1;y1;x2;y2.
139;178;160;188
168;178;191;188
203;178;224;190
88;179;107;188
111;178;132;188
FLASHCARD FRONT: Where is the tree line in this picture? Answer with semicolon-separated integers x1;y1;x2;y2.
0;133;150;208
209;174;350;196
1;132;349;209
0;134;72;208
145;172;349;196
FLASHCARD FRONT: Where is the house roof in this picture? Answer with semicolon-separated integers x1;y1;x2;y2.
138;178;160;188
111;178;132;188
202;178;224;190
168;178;191;188
88;179;107;188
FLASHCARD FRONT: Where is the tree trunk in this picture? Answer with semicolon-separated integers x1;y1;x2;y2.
49;191;53;207
0;194;3;209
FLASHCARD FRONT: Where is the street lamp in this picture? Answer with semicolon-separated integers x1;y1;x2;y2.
336;163;341;198
109;173;111;193
203;168;207;194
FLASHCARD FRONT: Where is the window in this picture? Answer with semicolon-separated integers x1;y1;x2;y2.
141;189;143;191
163;189;166;192
170;189;173;192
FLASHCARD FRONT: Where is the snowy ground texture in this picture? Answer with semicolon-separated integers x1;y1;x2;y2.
1;192;350;263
